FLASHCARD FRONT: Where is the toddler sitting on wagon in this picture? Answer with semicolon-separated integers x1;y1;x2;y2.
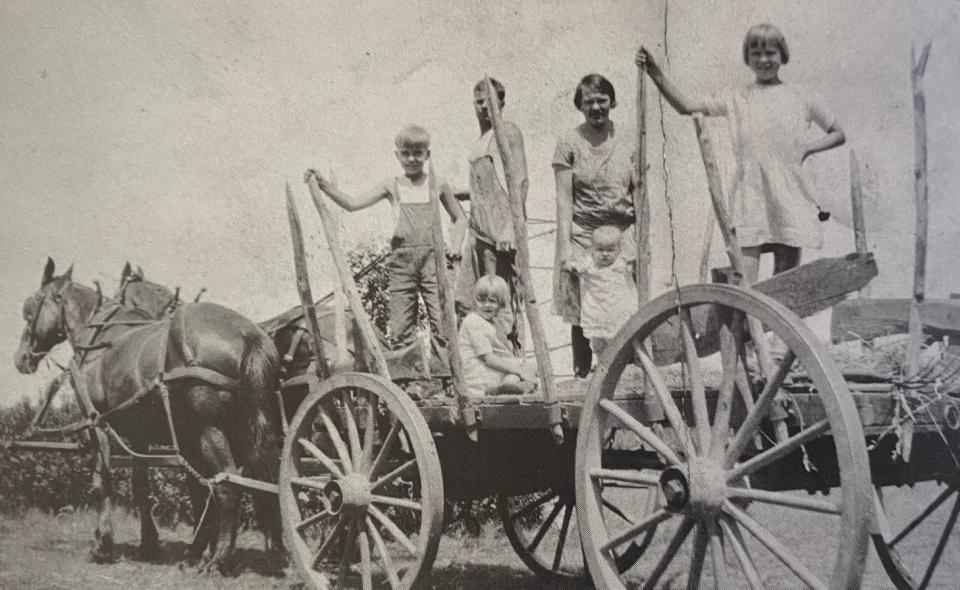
459;275;538;397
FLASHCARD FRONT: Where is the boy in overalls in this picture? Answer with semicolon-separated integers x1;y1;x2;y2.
308;125;466;352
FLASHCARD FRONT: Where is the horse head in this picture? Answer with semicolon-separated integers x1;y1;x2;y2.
16;258;77;374
116;261;180;319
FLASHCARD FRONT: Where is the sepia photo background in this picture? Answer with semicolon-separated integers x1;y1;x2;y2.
2;0;959;405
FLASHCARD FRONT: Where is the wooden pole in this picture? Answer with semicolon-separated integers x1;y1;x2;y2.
284;183;331;380
327;169;351;369
849;150;867;257
903;41;932;462
693;116;782;430
698;209;716;283
427;161;477;441
483;76;563;443
635;61;651;304
306;175;391;379
907;42;932;378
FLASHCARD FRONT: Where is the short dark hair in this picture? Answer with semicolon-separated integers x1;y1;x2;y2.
743;23;789;65
474;77;506;104
573;74;616;109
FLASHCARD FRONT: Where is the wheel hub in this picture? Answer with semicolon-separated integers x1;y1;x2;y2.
660;459;727;517
324;474;371;515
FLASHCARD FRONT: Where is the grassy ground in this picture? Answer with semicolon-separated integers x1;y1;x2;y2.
0;509;575;589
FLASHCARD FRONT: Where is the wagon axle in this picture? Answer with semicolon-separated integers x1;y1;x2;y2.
660;460;730;517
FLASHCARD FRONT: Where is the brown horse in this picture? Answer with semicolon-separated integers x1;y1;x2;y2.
15;258;281;574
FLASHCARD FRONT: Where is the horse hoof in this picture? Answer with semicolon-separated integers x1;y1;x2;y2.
138;544;160;562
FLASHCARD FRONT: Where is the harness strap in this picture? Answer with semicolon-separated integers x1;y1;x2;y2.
164;366;241;390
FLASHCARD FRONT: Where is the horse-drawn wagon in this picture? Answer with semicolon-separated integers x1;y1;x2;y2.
10;70;960;590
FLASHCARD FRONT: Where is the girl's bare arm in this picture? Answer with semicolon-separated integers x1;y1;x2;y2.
637;47;712;115
479;352;525;376
801;122;846;163
440;180;468;255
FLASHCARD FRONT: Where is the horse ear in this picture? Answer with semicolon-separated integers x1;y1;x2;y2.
42;257;55;286
121;261;132;283
136;265;144;279
64;264;74;281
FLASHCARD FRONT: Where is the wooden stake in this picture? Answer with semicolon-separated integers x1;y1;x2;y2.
306;175;391;379
907;42;932;378
635;60;651;304
903;41;932;462
849;150;867;257
483;76;563;443
428;160;477;441
284;183;331;380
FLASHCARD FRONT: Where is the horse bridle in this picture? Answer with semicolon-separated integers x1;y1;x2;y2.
23;286;69;362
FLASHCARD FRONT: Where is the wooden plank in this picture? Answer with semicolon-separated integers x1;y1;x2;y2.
112;455;182;468
652;252;877;364
831;298;960;343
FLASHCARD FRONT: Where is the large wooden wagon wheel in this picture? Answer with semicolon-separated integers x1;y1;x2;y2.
279;372;444;589
576;284;873;589
870;428;960;590
498;462;656;583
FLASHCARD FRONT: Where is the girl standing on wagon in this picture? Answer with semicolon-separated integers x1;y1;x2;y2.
638;23;845;280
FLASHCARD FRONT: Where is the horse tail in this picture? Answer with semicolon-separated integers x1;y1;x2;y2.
238;329;284;551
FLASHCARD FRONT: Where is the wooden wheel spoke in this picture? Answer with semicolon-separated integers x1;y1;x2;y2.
710;311;744;460
528;500;564;554
590;467;661;487
298;438;344;478
687;522;709;590
341;391;363;465
919;491;960;589
357;527;373;590
369;505;419;556
724;500;827;590
369;420;401;480
725;351;797;468
335;517;359;590
599;508;672;554
367;516;402;590
720;516;763;590
313;517;347;569
602;497;636;524
320;409;355;473
509;491;556;522
707;518;732;589
361;394;377;472
291;476;329;492
889;484;957;547
371;459;417;492
552;503;574;572
635;349;696;458
641;517;695;590
370;494;422;512
728;418;829;482
599;399;682;466
727;487;841;515
680;307;711;454
296;509;329;533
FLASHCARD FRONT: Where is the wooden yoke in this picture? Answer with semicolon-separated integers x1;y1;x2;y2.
483;76;563;444
285;183;331;381
427;160;477;441
306;175;391;380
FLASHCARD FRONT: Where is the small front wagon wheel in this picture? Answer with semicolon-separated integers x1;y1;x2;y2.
279;372;444;589
575;284;873;589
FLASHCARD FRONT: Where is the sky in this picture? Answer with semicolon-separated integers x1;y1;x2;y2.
2;0;959;406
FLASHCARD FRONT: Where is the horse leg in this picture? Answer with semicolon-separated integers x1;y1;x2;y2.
196;424;241;576
132;459;159;560
89;427;115;563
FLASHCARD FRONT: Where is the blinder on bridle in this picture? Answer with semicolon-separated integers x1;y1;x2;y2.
23;285;68;362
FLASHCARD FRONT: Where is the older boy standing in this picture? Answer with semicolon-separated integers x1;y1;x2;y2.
463;77;528;353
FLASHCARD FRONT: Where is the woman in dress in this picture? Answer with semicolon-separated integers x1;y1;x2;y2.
553;74;639;377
